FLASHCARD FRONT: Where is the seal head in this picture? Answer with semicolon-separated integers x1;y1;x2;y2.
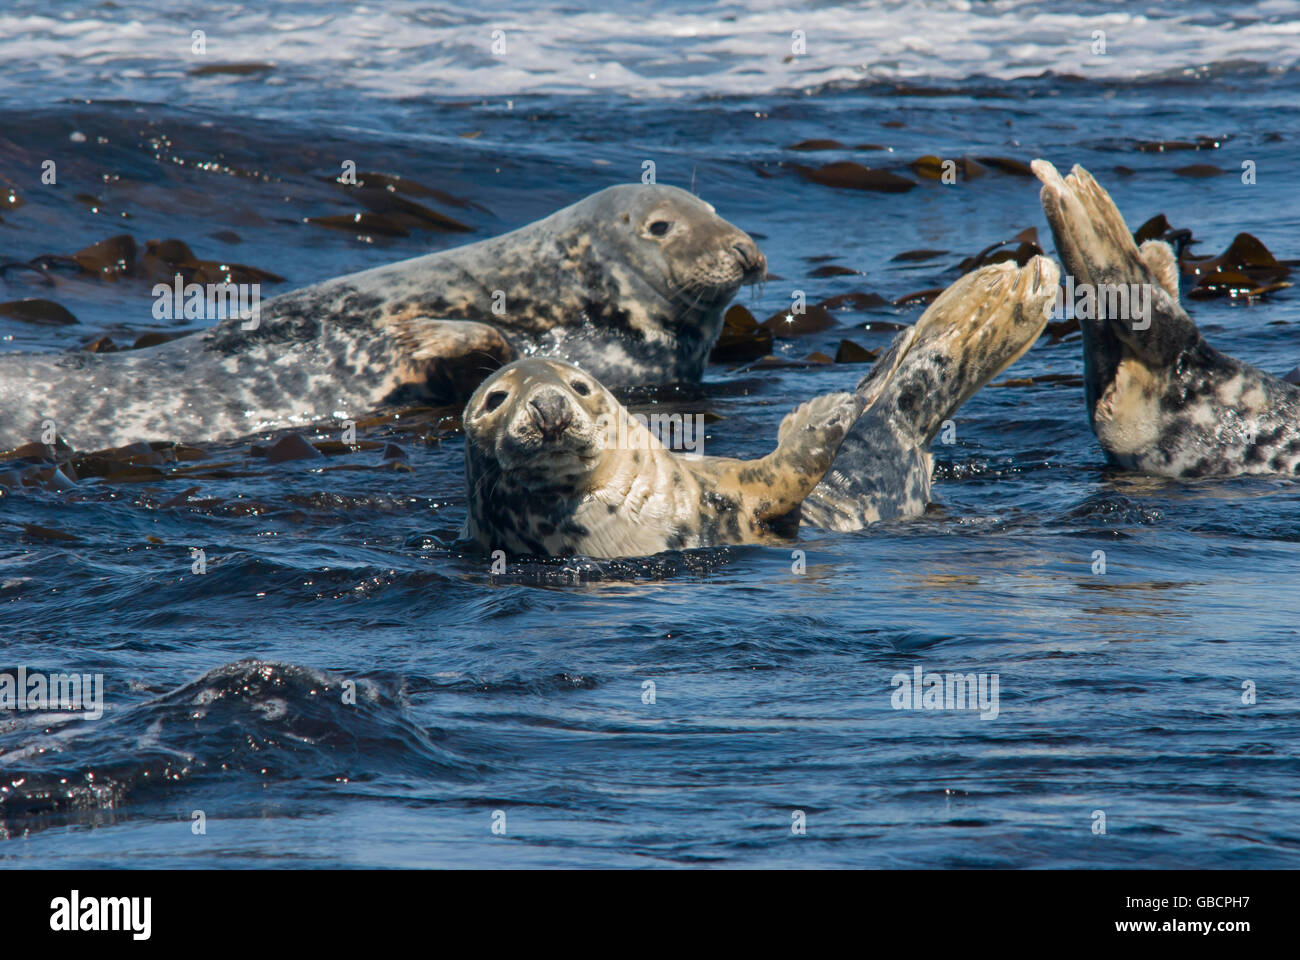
425;183;766;386
464;357;610;489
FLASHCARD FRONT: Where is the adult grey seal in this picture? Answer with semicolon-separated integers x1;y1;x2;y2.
461;357;855;558
0;184;764;452
1033;160;1300;477
462;259;1059;557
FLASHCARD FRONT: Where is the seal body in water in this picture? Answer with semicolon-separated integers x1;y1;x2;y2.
799;256;1060;531
462;259;1059;557
461;358;855;558
0;184;764;452
1033;160;1300;477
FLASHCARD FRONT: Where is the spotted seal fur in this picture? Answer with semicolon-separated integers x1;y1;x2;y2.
1033;160;1300;477
461;358;854;558
798;256;1060;531
0;184;763;451
462;259;1058;557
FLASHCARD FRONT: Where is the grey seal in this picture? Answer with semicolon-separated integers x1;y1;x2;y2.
0;184;763;451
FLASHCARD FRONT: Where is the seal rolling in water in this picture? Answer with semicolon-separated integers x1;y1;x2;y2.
0;184;764;451
462;259;1060;558
1033;160;1300;477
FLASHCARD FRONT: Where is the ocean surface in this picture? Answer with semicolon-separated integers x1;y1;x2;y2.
1;0;1299;868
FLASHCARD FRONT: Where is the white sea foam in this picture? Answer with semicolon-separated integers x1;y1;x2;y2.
0;0;1297;103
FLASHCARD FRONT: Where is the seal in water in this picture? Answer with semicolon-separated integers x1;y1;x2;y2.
0;184;764;452
461;358;855;558
462;259;1059;557
1033;160;1300;477
799;256;1060;531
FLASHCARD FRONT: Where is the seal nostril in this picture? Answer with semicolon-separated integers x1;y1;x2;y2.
732;239;765;278
528;392;572;439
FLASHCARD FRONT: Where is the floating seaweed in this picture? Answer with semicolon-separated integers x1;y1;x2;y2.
818;291;889;311
709;304;773;363
23;235;285;287
834;339;879;363
314;171;481;234
957;228;1042;273
140;238;284;285
73;234;136;278
991;373;1086;388
974;156;1035;177
792;161;916;193
892;289;943;307
1135;137;1223;152
306;212;413;237
1183;233;1292;301
0;298;78;325
188;62;276;76
911;155;986;180
761;303;837;337
808;264;858;277
1045;317;1080;342
787;139;848;151
742;352;834;370
255;434;324;465
1132;213;1193;256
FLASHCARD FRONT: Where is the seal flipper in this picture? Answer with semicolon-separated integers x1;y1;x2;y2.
755;389;858;517
1033;160;1199;369
1139;240;1181;304
382;317;514;404
1035;159;1300;477
799;257;1059;531
696;391;857;529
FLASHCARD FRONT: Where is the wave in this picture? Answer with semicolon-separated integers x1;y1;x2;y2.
0;659;475;831
1;0;1298;107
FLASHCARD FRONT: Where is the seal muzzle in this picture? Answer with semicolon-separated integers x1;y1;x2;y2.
527;389;573;440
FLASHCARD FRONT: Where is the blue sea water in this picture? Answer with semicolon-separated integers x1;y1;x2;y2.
1;0;1299;867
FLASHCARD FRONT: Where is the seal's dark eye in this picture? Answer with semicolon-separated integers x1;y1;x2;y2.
483;390;508;413
648;220;671;237
571;380;591;396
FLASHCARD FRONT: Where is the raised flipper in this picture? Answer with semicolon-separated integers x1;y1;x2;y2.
1033;160;1201;370
1033;159;1300;477
798;257;1059;531
748;390;857;519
